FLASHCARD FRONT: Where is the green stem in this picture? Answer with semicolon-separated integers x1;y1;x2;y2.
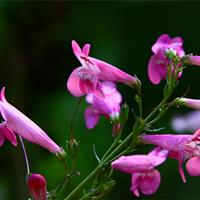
144;88;173;124
63;165;101;200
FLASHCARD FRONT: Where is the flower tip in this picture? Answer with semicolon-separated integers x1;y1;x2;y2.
0;86;6;101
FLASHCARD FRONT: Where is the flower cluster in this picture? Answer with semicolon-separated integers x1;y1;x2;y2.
2;33;200;199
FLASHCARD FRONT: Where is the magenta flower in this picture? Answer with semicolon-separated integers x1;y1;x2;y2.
67;40;138;97
27;173;47;200
111;147;168;197
0;87;61;153
148;34;185;84
188;55;200;66
84;81;122;129
142;130;200;182
176;97;200;110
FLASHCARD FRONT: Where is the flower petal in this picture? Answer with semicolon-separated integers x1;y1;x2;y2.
84;106;100;129
82;44;90;56
152;34;170;54
131;169;161;196
186;157;200;176
71;40;82;61
0;87;6;102
67;68;85;97
147;55;162;84
89;57;138;87
139;169;161;195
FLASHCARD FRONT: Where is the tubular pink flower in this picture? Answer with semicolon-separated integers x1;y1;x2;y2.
148;34;185;84
188;56;200;66
111;147;168;197
67;40;138;97
0;87;61;153
84;81;122;129
176;97;200;110
27;173;47;200
142;130;200;182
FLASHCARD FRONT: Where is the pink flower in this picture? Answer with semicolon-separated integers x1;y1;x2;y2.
67;40;138;97
148;34;185;84
27;173;47;200
84;81;122;129
188;55;200;66
111;147;168;197
0;87;61;153
142;130;200;182
176;97;200;110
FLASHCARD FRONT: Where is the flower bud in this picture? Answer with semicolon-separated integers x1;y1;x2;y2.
27;174;47;200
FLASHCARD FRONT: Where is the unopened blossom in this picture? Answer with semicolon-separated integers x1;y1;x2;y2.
142;130;200;182
148;34;185;84
84;81;122;129
0;87;61;153
188;55;200;66
67;40;138;97
112;147;168;197
27;174;47;200
175;97;200;110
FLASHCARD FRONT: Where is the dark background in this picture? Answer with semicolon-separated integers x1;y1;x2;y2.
0;1;200;199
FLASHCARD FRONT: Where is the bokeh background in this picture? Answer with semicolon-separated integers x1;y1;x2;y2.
0;1;200;199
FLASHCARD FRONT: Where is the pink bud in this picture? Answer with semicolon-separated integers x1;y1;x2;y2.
27;174;47;200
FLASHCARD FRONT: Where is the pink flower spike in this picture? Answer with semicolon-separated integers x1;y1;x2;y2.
188;56;200;66
67;40;139;97
27;174;47;200
85;81;122;129
112;147;167;197
0;87;61;153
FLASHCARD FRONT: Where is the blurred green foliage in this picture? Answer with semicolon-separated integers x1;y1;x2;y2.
1;1;200;200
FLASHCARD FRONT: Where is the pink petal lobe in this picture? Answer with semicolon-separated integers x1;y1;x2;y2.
0;87;6;102
152;34;170;54
71;40;82;59
148;55;161;84
67;68;85;97
84;106;100;129
139;169;161;195
82;44;91;56
186;157;200;176
131;169;161;196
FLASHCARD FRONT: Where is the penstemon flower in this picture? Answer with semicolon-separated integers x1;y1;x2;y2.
111;147;168;197
175;97;200;110
67;40;139;97
142;130;200;183
84;81;122;129
27;173;47;200
148;34;185;84
0;87;61;153
188;55;200;66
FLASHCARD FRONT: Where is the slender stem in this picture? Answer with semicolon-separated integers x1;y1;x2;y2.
70;97;83;139
144;89;173;124
19;136;30;175
137;86;143;118
101;136;120;162
56;175;71;199
63;165;101;200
